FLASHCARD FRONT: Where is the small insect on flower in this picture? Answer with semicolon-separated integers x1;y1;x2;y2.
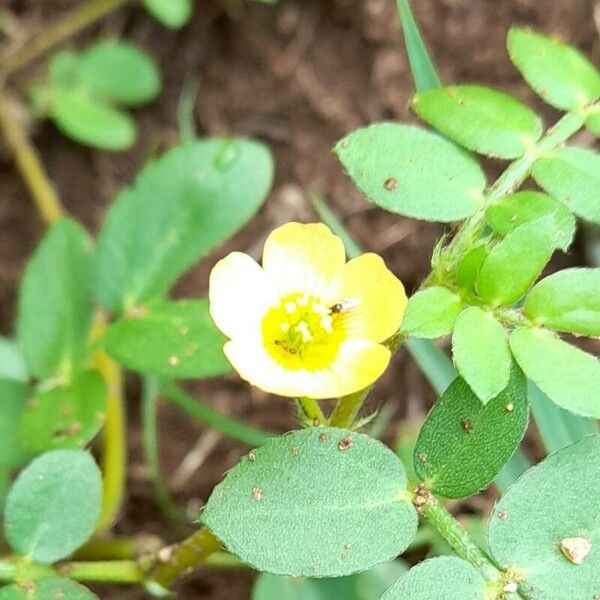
208;222;407;399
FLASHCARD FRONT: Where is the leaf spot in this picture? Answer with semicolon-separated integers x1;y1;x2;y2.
251;486;262;501
338;436;353;451
383;177;398;192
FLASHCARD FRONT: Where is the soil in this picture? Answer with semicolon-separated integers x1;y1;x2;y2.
0;1;599;599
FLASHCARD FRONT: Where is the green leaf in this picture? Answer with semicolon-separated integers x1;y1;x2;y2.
510;327;600;418
49;51;80;88
20;370;106;454
395;0;441;92
412;85;542;159
0;380;31;469
4;450;101;563
104;299;230;378
586;108;600;136
78;40;161;106
142;0;192;29
452;307;511;402
400;287;463;339
93;138;274;312
252;561;407;600
485;191;575;252
202;427;417;577
380;556;485;600
524;268;600;335
476;217;555;306
0;338;27;382
531;147;600;225
0;579;98;600
507;27;600;110
335;124;484;223
488;435;600;599
51;88;136;150
413;366;528;498
456;245;488;292
17;218;94;380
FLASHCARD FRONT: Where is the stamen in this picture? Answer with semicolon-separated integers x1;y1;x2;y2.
284;301;297;314
320;315;334;332
295;321;313;342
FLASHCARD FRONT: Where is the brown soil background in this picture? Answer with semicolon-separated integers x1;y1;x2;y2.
1;1;599;598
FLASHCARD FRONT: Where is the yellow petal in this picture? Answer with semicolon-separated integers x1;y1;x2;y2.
331;253;407;343
262;222;346;297
209;252;275;340
224;339;390;399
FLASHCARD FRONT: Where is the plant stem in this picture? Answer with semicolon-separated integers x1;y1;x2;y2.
420;499;500;581
329;389;369;428
73;536;162;561
150;528;221;588
93;316;127;533
0;92;63;224
142;376;188;529
160;380;273;447
59;560;144;584
0;0;134;83
297;397;327;425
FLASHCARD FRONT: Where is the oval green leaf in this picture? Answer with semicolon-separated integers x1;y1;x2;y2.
202;427;418;577
452;307;511;403
400;287;463;339
510;327;600;418
252;561;407;600
456;245;488;292
335;124;484;222
142;0;192;28
414;366;528;498
52;88;136;150
0;579;98;600
488;435;600;599
17;218;94;380
476;217;555;306
531;147;600;225
93;138;274;312
4;450;102;563
104;299;230;378
485;191;575;252
524;268;600;335
79;40;161;106
380;557;485;600
507;27;600;110
0;380;31;469
20;370;107;454
412;85;542;159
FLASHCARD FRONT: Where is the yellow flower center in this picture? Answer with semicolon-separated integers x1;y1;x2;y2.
262;292;345;370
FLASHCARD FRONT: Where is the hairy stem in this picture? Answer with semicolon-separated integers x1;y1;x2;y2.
329;388;369;428
150;528;221;589
0;92;63;224
160;380;273;447
297;397;327;426
0;0;133;83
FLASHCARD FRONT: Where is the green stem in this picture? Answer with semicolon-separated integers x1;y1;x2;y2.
59;560;144;584
94;334;127;533
0;92;63;224
160;380;273;447
420;500;499;581
150;528;221;589
329;389;369;428
142;376;188;529
0;0;134;83
73;536;162;561
297;397;327;426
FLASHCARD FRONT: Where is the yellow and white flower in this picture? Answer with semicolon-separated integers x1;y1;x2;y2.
209;222;407;399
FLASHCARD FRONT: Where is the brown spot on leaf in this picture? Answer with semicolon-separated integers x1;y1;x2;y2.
338;436;353;451
384;177;398;191
252;486;262;501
